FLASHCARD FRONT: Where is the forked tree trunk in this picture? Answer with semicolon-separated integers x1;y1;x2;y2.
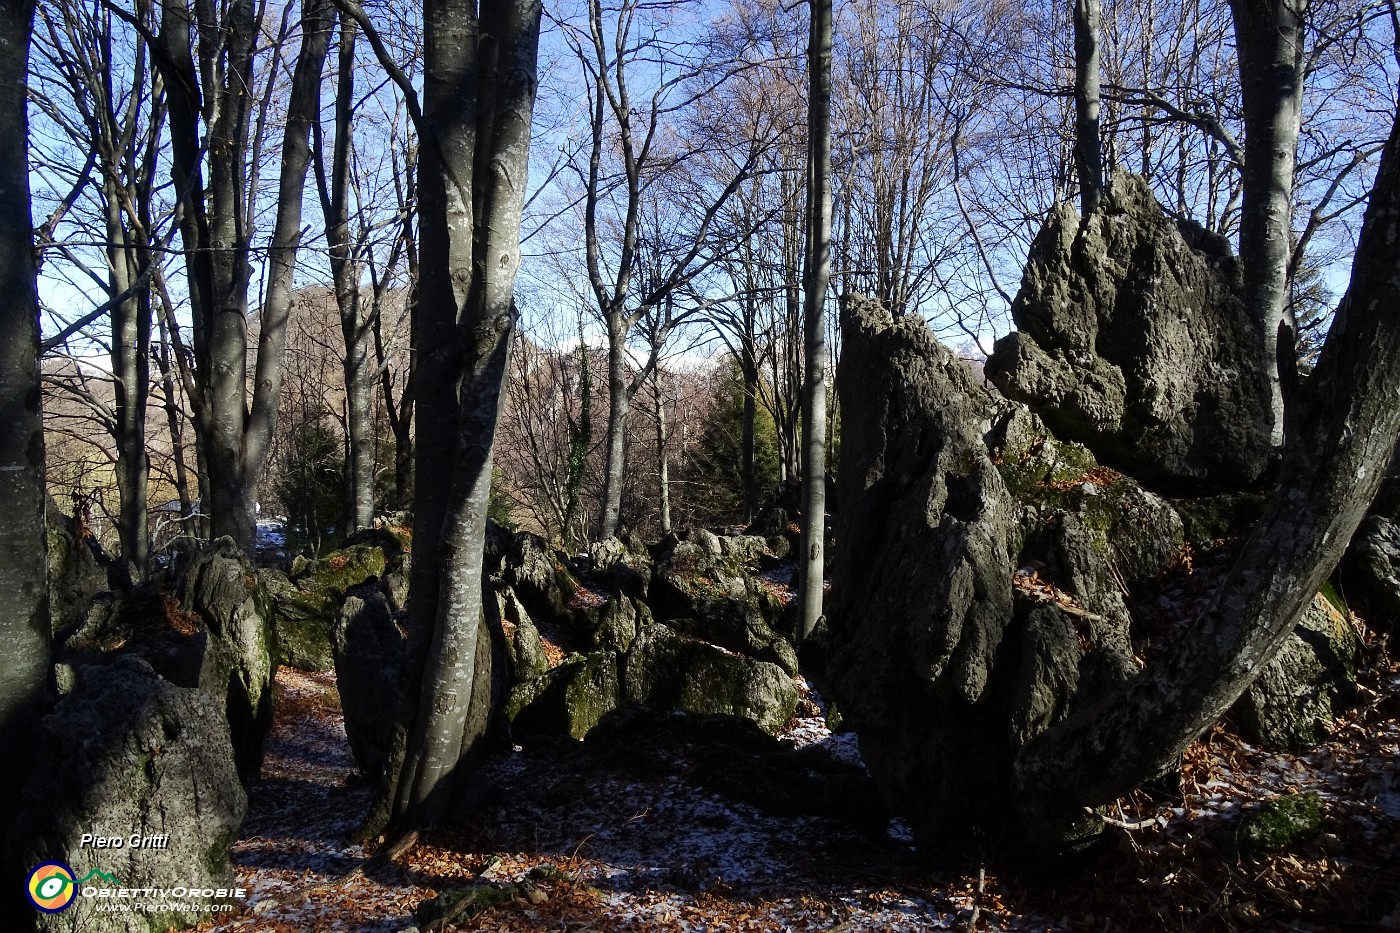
154;0;333;550
390;0;542;829
0;2;51;919
797;0;833;643
1014;107;1400;858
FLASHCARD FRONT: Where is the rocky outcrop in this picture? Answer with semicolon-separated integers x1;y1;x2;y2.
14;657;247;933
649;531;796;674
1233;593;1362;749
827;296;1017;847
265;541;390;672
331;591;405;785
622;623;798;734
985;173;1273;491
166;538;278;784
47;496;110;632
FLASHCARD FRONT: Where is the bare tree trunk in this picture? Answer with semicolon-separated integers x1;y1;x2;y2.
319;11;376;534
797;0;833;643
740;345;759;522
653;367;671;535
0;2;51;920
154;0;332;550
108;189;150;582
390;0;542;829
1073;0;1104;216
599;330;631;538
1229;0;1307;451
1014;106;1400;859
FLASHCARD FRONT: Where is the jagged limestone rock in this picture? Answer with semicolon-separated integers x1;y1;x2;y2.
265;543;389;672
505;651;620;740
622;623;798;734
828;295;1017;847
649;533;795;674
14;657;247;933
168;538;277;785
331;591;405;785
499;586;549;682
985;172;1273;491
1341;514;1400;630
1232;593;1361;749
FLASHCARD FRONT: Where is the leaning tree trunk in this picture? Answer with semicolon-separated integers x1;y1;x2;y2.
1013;104;1400;858
390;0;542;830
0;1;51;921
797;0;833;643
1229;0;1307;451
1072;0;1103;216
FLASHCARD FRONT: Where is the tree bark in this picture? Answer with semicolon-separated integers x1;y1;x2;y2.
1014;105;1400;858
154;0;332;550
653;367;672;535
1229;0;1307;450
797;0;833;643
391;0;542;829
599;325;632;538
319;11;376;534
0;1;51;921
1073;0;1104;216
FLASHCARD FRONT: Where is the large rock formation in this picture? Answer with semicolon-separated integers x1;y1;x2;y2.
167;538;278;784
1233;593;1362;749
13;657;247;933
827;296;1018;847
985;173;1273;491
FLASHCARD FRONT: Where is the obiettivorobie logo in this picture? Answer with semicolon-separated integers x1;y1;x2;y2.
26;864;117;913
27;862;244;919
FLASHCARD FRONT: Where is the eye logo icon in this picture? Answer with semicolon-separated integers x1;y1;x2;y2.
27;862;77;913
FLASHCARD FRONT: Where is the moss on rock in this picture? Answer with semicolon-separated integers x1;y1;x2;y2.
1236;792;1322;857
622;623;798;733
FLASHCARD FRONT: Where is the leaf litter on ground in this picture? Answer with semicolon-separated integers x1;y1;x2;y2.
195;631;1400;933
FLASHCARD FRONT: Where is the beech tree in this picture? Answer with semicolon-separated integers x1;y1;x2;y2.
0;0;49;918
374;0;543;829
797;0;832;643
150;0;334;550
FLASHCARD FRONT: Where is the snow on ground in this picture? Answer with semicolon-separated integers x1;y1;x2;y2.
197;660;1400;933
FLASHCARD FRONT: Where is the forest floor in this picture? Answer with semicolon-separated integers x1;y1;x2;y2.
193;654;1400;933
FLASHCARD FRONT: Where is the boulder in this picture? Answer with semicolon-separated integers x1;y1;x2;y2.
13;657;247;933
649;533;796;674
46;496;110;633
267;542;390;672
498;587;550;683
622;623;798;734
331;591;405;785
985;172;1273;491
166;538;277;785
505;651;620;740
1232;593;1362;749
827;295;1017;847
1340;515;1400;629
